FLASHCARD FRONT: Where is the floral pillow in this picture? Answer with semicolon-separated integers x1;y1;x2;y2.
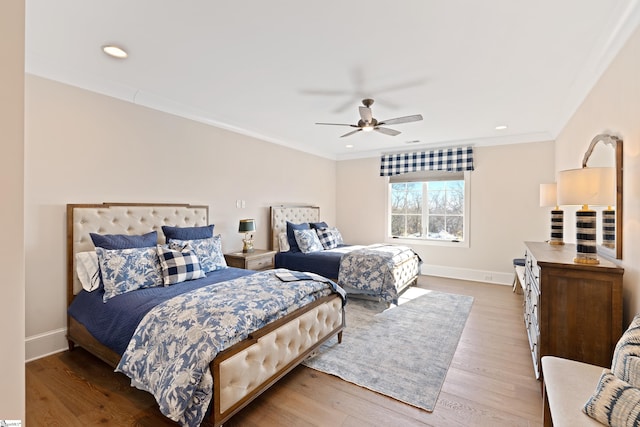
157;243;206;285
294;229;324;253
168;234;227;273
96;246;163;302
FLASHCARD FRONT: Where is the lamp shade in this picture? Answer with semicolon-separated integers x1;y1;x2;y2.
238;219;256;233
539;183;558;207
557;167;615;207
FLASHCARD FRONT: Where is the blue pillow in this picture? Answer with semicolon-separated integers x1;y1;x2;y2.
309;221;329;230
90;231;157;249
286;221;310;253
162;225;214;241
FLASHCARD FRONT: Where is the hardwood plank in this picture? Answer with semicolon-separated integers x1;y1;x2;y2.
26;275;543;426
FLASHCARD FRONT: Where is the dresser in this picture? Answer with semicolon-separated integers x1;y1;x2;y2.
523;241;623;379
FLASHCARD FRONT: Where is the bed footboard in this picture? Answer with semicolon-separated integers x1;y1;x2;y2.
212;294;344;426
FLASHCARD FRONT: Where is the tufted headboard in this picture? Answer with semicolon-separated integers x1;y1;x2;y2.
269;205;320;252
66;203;208;304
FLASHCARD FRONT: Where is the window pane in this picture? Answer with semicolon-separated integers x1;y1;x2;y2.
428;215;445;237
446;190;463;214
428;191;445;214
391;215;405;236
446;216;464;239
407;215;422;237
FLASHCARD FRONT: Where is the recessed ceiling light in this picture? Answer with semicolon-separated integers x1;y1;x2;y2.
102;45;128;59
345;144;354;149
495;125;508;130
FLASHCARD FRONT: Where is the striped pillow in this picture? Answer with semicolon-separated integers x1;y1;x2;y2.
583;369;640;425
612;314;640;387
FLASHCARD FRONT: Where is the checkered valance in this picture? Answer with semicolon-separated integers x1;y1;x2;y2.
379;146;474;176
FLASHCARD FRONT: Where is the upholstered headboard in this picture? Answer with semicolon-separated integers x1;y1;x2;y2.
269;205;320;252
66;203;208;303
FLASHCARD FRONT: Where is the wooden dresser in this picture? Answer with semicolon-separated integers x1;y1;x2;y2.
523;241;623;379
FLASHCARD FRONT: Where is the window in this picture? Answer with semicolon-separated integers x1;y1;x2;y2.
388;171;469;243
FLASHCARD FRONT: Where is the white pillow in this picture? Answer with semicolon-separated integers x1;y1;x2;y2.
278;232;290;252
75;251;101;292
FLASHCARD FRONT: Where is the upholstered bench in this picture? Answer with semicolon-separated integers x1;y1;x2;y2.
542;356;604;426
542;313;640;427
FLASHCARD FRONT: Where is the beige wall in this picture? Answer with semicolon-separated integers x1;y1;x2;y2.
24;75;337;358
555;24;640;325
0;0;26;420
336;141;556;282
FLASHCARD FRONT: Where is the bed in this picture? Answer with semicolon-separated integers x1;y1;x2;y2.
66;202;345;427
270;205;421;304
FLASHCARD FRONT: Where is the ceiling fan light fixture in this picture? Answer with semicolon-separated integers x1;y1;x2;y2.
362;126;375;132
102;45;128;59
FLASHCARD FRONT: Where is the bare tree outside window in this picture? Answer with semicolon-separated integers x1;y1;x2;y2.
390;179;465;241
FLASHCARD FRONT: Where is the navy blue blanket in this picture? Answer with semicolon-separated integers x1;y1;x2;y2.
274;245;352;278
68;267;253;355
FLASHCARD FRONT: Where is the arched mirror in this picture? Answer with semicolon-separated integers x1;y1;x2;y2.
582;134;623;260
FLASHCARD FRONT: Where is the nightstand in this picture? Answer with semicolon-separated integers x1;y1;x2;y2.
224;249;276;271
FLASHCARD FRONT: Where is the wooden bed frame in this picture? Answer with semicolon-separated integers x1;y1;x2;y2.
66;203;344;426
269;205;418;297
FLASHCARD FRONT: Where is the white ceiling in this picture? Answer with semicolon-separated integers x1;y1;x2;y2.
25;1;640;160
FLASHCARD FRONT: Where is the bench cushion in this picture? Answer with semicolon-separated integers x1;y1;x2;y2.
542;356;604;427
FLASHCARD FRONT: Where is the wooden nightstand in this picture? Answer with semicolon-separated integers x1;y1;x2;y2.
224;249;276;271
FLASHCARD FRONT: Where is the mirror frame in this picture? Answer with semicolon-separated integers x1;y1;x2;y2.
584;136;623;260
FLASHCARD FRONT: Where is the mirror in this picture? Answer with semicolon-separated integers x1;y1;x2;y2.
583;135;623;260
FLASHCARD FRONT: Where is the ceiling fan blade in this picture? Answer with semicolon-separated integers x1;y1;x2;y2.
315;122;358;127
359;106;373;123
340;129;362;138
375;127;401;136
378;114;423;126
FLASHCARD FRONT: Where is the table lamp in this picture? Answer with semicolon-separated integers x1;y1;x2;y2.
238;219;256;253
540;183;563;245
557;167;615;264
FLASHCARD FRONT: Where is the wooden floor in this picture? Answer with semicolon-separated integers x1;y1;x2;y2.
26;276;543;426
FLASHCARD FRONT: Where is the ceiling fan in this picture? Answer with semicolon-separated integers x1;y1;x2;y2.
315;98;423;138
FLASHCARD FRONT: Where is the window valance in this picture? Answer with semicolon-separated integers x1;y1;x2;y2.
379;146;474;177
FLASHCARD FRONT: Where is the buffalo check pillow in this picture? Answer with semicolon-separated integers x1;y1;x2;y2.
315;227;338;249
157;243;206;285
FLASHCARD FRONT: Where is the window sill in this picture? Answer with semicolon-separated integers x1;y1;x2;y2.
386;237;469;248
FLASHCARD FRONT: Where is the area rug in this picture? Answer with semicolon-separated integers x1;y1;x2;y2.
303;288;474;412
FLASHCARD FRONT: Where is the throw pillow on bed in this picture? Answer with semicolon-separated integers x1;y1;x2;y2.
90;231;157;249
157;243;206;285
75;251;101;292
168;234;227;273
161;224;214;241
315;227;339;249
286;221;310;252
294;229;324;253
96;246;164;302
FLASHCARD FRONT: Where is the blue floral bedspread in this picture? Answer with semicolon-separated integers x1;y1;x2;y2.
338;244;421;303
116;269;344;427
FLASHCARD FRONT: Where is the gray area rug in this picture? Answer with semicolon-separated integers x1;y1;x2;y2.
303;288;474;412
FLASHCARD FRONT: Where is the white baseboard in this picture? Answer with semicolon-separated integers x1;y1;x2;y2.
422;264;513;286
25;328;67;362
